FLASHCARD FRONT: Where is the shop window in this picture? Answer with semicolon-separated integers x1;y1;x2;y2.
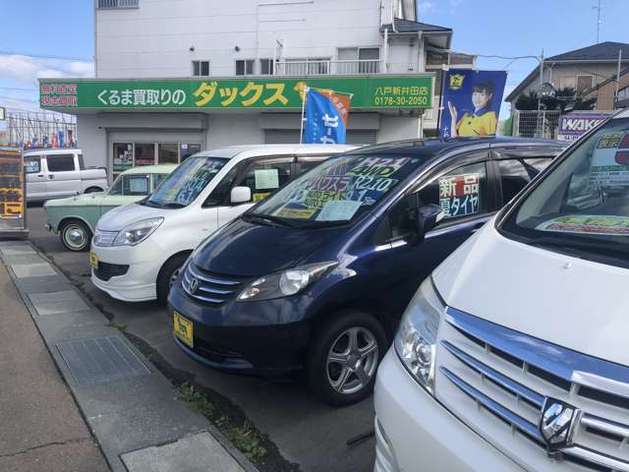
236;59;255;76
180;143;201;161
192;60;210;77
24;157;41;174
260;58;274;75
134;143;155;166
47;154;76;172
158;143;179;164
113;143;133;174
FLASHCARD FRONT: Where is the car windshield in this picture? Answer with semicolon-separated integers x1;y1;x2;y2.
146;156;228;208
501;117;629;268
250;153;427;227
109;174;150;196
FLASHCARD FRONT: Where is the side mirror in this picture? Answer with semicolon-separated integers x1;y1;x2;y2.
415;204;445;242
230;186;252;205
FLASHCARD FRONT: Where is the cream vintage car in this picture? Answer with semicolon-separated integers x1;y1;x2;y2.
44;164;176;251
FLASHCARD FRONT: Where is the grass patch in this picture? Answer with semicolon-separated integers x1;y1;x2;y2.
178;382;268;464
106;320;128;332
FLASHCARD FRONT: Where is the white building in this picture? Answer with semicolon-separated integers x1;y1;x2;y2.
40;0;473;176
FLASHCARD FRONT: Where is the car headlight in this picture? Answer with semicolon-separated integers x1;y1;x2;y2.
238;261;337;301
112;217;163;246
394;277;444;393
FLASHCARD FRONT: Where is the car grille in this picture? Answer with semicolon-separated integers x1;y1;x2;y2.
181;263;249;305
437;307;629;472
93;229;118;247
94;262;129;281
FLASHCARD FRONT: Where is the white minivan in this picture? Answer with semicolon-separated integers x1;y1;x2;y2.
374;110;629;471
90;144;355;304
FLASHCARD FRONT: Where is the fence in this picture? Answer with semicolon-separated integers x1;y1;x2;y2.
512;110;562;139
274;59;383;76
5;111;77;149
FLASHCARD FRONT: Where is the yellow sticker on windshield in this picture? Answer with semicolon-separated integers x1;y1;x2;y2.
275;207;317;219
537;215;629;236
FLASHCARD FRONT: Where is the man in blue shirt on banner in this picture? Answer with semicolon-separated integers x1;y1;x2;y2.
303;88;350;144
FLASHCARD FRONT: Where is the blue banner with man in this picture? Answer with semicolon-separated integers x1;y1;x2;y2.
303;88;351;144
439;69;507;139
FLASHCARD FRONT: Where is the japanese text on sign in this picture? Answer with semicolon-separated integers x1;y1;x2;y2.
439;173;481;218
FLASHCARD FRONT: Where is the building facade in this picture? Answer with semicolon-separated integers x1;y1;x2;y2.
40;0;472;177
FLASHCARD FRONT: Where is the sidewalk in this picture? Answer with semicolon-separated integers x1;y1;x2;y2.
0;257;109;472
0;240;255;472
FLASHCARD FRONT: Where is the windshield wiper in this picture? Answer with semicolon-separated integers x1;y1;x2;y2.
243;213;298;227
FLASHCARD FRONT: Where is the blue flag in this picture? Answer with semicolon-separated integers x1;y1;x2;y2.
304;89;350;144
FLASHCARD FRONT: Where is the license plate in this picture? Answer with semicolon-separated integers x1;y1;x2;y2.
173;311;193;348
89;252;98;270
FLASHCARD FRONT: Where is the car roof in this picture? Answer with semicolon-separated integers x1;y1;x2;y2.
193;144;357;159
23;148;82;156
120;164;177;175
350;136;566;160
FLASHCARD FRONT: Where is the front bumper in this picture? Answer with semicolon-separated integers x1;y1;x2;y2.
168;281;312;374
373;349;522;472
90;242;164;302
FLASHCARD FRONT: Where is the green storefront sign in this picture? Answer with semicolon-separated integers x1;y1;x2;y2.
40;75;433;111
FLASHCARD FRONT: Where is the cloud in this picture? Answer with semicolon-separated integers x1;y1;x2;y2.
0;54;94;84
417;1;435;16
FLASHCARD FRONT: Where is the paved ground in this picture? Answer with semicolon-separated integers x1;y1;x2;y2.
27;207;376;472
0;254;110;472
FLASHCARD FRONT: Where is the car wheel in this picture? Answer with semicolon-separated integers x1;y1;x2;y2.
156;253;189;305
60;220;92;252
307;311;387;406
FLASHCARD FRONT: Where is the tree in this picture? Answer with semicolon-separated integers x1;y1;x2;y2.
515;91;539;110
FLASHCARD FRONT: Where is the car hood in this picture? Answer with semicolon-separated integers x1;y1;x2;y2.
96;202;166;230
44;192;108;207
432;221;629;367
192;217;344;277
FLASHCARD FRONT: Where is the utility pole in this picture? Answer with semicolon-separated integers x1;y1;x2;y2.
616;49;623;109
594;0;602;43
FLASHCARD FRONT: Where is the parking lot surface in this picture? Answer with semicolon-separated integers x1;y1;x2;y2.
28;206;376;472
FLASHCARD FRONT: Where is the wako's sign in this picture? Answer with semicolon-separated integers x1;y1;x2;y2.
40;75;434;111
557;112;610;142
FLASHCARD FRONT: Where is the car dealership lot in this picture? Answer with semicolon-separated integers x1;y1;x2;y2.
28;206;375;472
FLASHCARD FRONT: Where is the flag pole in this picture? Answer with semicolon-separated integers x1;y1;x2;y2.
299;86;309;144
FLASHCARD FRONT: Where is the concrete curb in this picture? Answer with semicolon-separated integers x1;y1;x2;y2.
0;240;259;472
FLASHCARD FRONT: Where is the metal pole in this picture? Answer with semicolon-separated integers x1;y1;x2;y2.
299;86;308;144
537;50;544;137
615;49;622;109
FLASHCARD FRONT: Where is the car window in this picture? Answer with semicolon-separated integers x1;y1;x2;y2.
25;157;41;174
202;164;241;207
153;173;169;190
524;157;553;174
498;159;532;204
297;156;327;174
78;155;86;170
46;154;76;172
416;161;489;222
236;158;293;203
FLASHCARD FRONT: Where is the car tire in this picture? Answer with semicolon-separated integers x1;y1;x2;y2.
156;253;189;306
307;311;387;406
59;220;92;252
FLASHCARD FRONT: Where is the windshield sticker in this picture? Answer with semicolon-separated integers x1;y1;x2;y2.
537;215;629;236
439;173;481;218
347;157;411;178
275;207;317;219
591;132;629;187
128;177;148;194
254;169;279;190
174;161;223;205
316;200;362;221
253;192;271;202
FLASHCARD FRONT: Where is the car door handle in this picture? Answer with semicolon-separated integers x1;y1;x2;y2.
48;175;55;179
37;174;44;178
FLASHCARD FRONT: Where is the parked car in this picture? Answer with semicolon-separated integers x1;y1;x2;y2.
168;137;565;406
374;112;629;471
44;164;176;252
23;149;108;202
90;144;356;304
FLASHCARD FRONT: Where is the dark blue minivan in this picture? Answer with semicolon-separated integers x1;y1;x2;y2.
169;138;565;405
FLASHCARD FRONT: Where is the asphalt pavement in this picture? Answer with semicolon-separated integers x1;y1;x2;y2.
27;206;376;472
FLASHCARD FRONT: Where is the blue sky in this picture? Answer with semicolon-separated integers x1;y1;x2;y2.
1;0;628;113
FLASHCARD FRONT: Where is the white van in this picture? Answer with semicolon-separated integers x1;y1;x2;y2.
90;144;355;304
23;149;108;201
374;109;629;471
